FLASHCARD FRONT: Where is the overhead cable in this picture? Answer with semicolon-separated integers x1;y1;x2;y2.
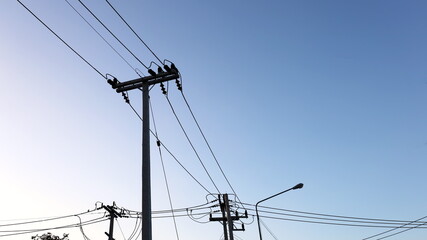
150;99;180;240
363;215;427;240
77;0;149;69
239;202;427;225
64;0;142;77
17;0;106;79
126;101;213;195
105;0;163;64
164;95;221;193
177;75;246;210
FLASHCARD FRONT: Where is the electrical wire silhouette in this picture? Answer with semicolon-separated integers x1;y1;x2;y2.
246;207;426;227
127;101;213;194
64;0;142;77
150;99;180;240
0;216;108;238
164;95;221;193
105;0;163;65
17;0;106;79
75;215;91;240
121;201;216;216
177;75;245;210
375;221;427;240
363;215;427;240
239;202;427;225
77;0;149;69
115;218;126;240
128;216;141;240
260;219;279;240
0;208;101;227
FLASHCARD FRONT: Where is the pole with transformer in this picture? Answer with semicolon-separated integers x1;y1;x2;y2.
107;64;179;240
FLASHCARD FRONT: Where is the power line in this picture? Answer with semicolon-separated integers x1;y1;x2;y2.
115;218;127;240
260;219;279;240
150;99;180;240
375;221;427;240
126;101;213;194
239;202;427;225
0;216;108;238
363;215;427;240
77;0;149;69
178;78;245;210
64;0;142;77
0;208;100;227
105;0;163;65
250;213;427;229
164;95;221;193
17;0;106;79
247;207;426;227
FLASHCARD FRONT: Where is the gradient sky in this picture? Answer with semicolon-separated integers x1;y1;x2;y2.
1;1;426;240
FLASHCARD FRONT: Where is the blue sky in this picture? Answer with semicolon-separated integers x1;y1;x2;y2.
1;1;426;240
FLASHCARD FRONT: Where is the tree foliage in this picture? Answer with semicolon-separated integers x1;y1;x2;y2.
32;232;69;240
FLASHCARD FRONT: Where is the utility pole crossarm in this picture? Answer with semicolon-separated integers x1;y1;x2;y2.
108;69;179;93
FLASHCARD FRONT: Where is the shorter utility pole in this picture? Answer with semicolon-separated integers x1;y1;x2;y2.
210;194;248;240
103;202;123;240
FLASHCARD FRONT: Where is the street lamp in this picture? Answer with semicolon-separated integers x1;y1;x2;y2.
256;183;304;240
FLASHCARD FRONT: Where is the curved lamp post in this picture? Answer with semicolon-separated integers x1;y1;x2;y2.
256;183;304;240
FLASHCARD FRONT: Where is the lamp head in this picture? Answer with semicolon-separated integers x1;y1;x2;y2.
292;183;304;190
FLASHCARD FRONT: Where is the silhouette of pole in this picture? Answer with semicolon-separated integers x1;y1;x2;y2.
107;65;179;240
256;183;304;240
142;84;151;240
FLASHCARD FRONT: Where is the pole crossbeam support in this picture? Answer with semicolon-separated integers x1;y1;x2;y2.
108;71;179;93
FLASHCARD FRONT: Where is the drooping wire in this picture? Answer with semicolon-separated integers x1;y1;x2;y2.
126;100;213;194
150;99;180;240
17;0;106;79
0;208;101;227
105;0;163;65
0;216;108;238
122;201;216;216
128;216;141;240
115;219;126;240
374;221;427;240
250;213;427;229
248;206;425;227
164;95;221;193
75;215;91;240
64;0;142;77
363;215;427;240
77;0;149;69
260;219;279;240
239;202;427;225
177;74;245;209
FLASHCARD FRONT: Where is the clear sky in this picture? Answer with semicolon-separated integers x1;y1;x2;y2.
1;1;426;240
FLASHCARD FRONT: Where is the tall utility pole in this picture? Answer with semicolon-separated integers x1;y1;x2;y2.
108;65;179;240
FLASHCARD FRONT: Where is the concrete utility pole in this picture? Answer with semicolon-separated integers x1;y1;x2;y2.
210;194;247;240
103;203;123;240
108;65;179;240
